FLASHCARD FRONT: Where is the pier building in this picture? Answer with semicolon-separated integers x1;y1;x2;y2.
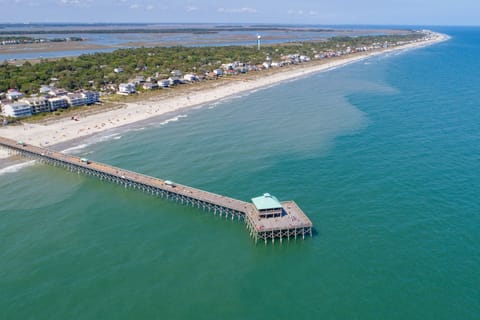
252;193;284;218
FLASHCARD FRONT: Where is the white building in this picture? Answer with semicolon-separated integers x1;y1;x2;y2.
168;77;182;86
66;93;86;107
82;91;100;105
47;97;68;111
2;102;32;118
270;61;283;68
21;97;49;114
158;79;170;88
183;74;199;82
143;82;159;90
299;55;311;62
213;69;223;76
6;89;23;101
118;83;136;95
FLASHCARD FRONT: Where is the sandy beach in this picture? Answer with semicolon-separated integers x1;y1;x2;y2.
0;32;448;159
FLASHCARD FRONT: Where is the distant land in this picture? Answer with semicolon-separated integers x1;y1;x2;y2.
0;23;418;61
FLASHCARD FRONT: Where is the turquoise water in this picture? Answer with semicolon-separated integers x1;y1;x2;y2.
1;27;479;319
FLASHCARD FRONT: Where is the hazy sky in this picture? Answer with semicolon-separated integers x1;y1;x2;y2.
0;0;477;26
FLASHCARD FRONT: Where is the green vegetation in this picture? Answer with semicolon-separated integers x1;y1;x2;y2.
0;33;423;95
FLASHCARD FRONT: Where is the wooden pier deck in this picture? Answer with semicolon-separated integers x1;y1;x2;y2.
0;136;313;244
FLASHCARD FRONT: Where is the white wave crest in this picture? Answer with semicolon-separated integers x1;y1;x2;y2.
0;160;36;176
160;114;188;125
62;143;89;154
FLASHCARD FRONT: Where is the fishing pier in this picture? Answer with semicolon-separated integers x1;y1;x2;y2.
0;136;313;244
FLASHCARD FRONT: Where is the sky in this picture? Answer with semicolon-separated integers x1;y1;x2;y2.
0;0;477;26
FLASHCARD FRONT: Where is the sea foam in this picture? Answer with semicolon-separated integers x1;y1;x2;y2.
0;160;36;176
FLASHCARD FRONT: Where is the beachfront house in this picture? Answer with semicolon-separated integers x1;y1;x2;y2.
118;83;136;95
168;77;182;86
47;97;68;111
213;69;223;76
183;74;199;82
143;82;159;90
158;79;170;88
270;61;284;68
236;66;248;73
300;55;311;62
65;93;87;107
6;89;24;101
82;91;100;105
21;97;49;114
222;61;246;71
146;76;157;83
1;101;32;118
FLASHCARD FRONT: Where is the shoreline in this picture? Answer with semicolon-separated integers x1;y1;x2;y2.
0;32;449;163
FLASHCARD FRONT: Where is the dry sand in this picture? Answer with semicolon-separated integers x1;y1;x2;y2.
0;32;448;159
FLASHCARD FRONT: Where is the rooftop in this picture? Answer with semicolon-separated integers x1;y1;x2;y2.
252;193;282;211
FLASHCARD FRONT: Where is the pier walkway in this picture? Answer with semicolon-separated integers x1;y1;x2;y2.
0;136;313;244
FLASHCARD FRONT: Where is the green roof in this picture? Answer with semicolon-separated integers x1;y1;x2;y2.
251;193;282;210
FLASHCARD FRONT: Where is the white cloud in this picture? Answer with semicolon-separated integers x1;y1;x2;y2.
217;7;257;14
60;0;80;4
288;9;303;15
8;0;40;5
288;9;318;16
58;0;92;7
127;2;161;10
185;5;199;12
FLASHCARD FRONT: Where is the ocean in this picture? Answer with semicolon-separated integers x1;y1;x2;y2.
1;26;479;319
